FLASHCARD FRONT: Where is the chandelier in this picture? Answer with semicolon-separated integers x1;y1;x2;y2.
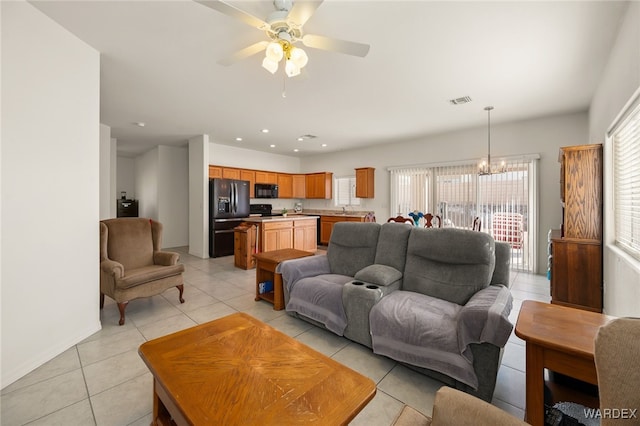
261;32;308;78
478;106;506;175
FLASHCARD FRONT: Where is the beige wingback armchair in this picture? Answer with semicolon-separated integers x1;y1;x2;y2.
100;218;185;325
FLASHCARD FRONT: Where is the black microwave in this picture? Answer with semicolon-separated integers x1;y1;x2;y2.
255;183;278;198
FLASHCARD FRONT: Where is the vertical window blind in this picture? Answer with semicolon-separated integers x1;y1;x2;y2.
612;98;640;260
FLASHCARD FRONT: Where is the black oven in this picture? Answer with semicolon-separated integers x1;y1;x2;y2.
254;183;278;199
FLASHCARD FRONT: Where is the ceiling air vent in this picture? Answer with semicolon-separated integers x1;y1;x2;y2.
449;96;472;105
297;134;318;141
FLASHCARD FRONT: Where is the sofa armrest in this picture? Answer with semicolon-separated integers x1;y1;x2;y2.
354;264;402;287
279;255;330;293
457;285;513;361
431;387;527;426
154;251;179;266
100;259;124;279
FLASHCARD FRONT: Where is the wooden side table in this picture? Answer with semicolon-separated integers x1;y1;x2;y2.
253;248;314;310
515;300;613;426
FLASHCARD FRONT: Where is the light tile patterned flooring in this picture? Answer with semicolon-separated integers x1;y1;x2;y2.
1;247;551;425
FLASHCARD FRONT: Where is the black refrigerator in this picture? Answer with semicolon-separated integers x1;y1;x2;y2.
209;178;250;258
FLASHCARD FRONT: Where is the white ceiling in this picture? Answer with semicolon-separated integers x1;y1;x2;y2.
30;0;628;157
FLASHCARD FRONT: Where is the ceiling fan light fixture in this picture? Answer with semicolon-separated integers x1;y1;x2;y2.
285;59;300;77
262;57;279;74
289;47;308;68
265;41;284;62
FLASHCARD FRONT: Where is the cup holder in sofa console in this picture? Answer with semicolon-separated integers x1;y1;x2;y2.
343;281;386;347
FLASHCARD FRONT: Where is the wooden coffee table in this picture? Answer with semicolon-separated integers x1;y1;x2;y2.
138;312;376;425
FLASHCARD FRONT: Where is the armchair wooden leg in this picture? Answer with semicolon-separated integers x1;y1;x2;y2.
117;301;128;326
100;293;105;309
177;284;185;304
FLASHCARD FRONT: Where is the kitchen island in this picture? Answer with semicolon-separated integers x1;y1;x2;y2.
242;215;319;253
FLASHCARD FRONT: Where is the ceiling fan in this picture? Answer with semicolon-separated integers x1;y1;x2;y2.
195;0;370;77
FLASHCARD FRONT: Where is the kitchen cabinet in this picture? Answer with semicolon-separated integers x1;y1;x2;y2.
306;172;333;199
255;171;277;184
320;215;365;245
241;169;255;198
292;174;306;198
293;218;317;252
550;144;602;312
355;167;375;198
262;220;294;252
277;174;293;198
209;166;222;179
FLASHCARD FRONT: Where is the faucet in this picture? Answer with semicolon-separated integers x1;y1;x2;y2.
342;206;346;214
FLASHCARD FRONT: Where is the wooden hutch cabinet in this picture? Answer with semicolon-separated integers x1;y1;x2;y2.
550;144;603;312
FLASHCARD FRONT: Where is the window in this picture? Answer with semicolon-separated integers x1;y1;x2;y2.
389;157;538;272
611;96;640;260
334;176;360;206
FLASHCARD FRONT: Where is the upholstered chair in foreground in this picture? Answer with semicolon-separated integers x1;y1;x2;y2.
594;317;640;426
100;218;185;325
393;386;528;426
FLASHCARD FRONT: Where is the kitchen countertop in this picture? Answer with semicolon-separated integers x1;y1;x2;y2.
242;215;319;223
301;209;370;219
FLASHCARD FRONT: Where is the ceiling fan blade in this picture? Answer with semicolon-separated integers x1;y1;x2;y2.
194;0;270;31
218;41;269;66
287;0;323;28
302;34;370;57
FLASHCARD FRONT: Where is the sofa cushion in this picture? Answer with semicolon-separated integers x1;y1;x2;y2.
403;228;496;305
117;264;185;289
286;274;353;335
327;222;380;277
374;223;412;272
354;264;403;287
370;290;478;389
103;218;154;270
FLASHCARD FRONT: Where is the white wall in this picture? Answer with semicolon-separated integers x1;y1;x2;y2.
189;136;209;258
158;146;189;248
99;124;116;219
300;112;589;275
1;1;101;387
117;155;136;200
210;143;301;173
135;148;159;220
589;2;640;317
134;146;189;248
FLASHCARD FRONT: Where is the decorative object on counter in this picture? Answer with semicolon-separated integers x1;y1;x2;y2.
120;191;127;200
294;202;303;213
281;208;288;217
408;211;424;226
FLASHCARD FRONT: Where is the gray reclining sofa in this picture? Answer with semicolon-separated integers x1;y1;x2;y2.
280;222;514;402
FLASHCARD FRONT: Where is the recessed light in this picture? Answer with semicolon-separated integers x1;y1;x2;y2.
293;149;299;152
235;137;243;142
297;137;304;142
261;129;269;133
270;144;276;148
321;144;327;147
134;122;145;127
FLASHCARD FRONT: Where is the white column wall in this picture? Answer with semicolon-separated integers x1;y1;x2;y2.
99;124;117;219
1;1;101;387
189;136;209;258
135;148;159;220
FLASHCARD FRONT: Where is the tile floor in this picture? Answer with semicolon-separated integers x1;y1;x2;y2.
1;247;551;426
